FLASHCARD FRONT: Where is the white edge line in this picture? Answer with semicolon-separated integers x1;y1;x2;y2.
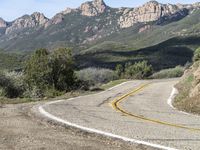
38;81;178;150
39;104;177;150
167;87;178;109
167;87;199;116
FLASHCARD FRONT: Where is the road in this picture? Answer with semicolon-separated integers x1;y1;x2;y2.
38;79;200;150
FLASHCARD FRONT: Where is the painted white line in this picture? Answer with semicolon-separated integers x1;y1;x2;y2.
167;87;178;109
39;103;177;150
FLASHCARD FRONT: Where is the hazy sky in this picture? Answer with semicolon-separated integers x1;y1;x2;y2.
0;0;199;21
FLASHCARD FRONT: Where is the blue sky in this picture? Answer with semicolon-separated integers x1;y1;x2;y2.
0;0;199;21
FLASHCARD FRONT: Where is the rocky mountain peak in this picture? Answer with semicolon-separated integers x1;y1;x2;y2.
31;12;49;25
118;0;190;28
5;12;49;34
79;0;108;16
0;18;7;28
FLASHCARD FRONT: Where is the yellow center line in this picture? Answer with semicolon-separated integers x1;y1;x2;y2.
110;82;200;132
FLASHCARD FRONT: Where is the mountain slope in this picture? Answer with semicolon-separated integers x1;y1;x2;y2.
0;0;199;52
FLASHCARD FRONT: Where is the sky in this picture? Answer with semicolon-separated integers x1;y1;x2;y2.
0;0;199;21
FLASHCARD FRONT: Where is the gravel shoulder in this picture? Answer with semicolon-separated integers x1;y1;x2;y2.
0;100;151;150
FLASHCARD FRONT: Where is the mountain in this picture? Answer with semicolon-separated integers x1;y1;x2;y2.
5;12;49;35
1;0;200;71
0;0;200;52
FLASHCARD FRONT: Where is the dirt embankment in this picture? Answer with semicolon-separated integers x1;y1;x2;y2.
174;61;200;114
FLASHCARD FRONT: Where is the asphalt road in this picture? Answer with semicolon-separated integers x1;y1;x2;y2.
39;79;200;150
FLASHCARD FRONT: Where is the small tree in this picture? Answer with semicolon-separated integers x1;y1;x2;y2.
115;64;124;78
193;47;200;62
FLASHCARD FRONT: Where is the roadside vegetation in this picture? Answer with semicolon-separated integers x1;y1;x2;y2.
0;46;191;104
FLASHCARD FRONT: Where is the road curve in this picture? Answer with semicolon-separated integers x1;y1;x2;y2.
38;79;200;150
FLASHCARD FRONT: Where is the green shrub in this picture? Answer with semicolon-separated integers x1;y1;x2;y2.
151;66;184;79
0;72;24;98
76;68;118;86
124;61;153;79
193;47;200;62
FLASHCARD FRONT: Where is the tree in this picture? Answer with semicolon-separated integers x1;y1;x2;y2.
49;48;75;91
24;48;52;90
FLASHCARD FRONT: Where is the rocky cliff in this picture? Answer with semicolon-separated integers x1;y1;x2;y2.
5;12;49;34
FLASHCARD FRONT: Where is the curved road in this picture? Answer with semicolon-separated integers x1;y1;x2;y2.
38;79;200;150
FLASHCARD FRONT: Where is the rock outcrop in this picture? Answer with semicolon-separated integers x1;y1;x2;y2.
0;18;7;28
45;13;64;27
5;12;49;34
118;1;190;28
138;25;152;33
79;0;108;16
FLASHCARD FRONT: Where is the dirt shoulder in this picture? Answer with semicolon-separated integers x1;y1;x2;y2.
0;102;149;150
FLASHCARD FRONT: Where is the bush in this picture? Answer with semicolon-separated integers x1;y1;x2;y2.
0;72;24;98
76;68;118;86
193;47;200;62
124;61;153;79
151;66;184;79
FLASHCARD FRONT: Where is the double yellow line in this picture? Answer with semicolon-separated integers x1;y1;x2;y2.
111;83;200;132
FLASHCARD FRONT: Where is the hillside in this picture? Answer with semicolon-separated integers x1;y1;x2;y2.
0;0;200;71
174;51;200;114
0;0;199;52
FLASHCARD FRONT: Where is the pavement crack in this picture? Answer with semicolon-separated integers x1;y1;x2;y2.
97;97;112;107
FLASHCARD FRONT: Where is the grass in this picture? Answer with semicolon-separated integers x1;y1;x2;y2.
0;97;35;105
76;36;195;71
100;79;128;90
